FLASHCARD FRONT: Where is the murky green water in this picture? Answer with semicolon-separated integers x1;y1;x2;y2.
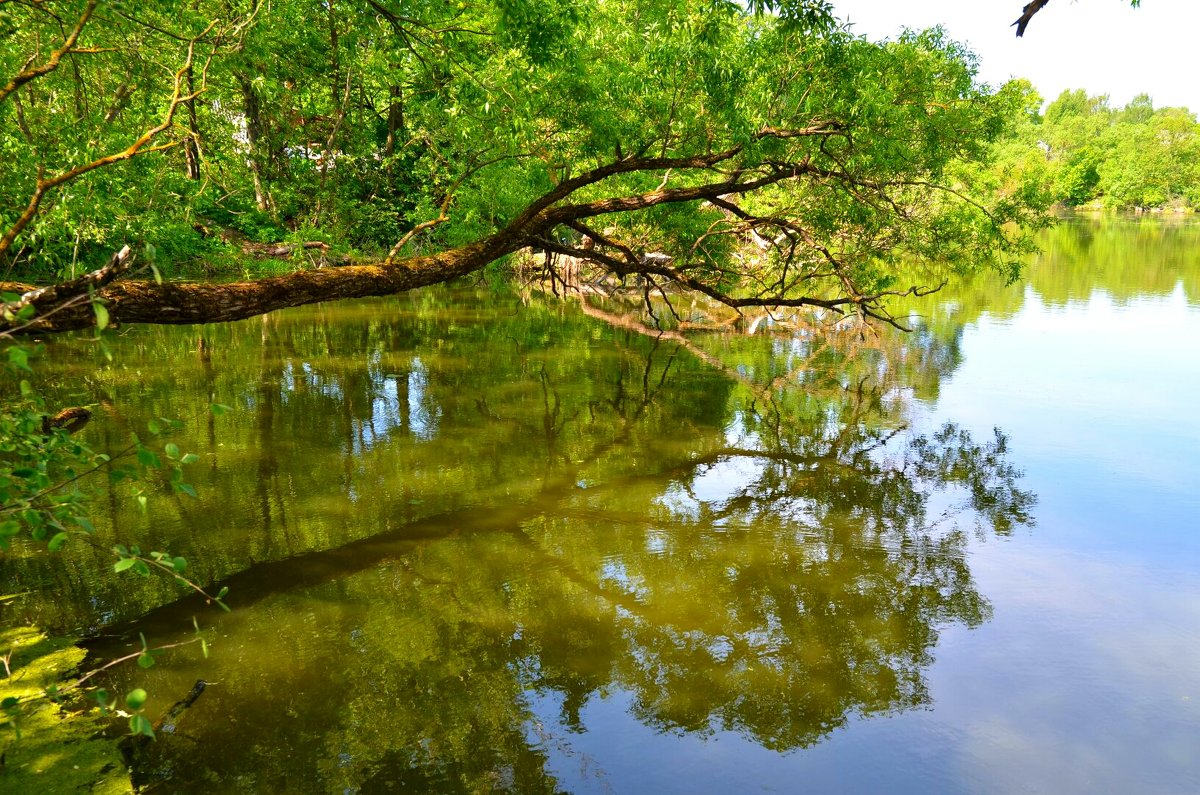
5;216;1200;793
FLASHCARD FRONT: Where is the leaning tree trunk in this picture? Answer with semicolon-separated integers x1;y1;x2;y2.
0;233;526;333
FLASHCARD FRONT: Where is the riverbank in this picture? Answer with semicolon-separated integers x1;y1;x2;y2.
1;625;132;793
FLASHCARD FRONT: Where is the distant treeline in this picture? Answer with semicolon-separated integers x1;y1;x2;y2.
998;84;1200;211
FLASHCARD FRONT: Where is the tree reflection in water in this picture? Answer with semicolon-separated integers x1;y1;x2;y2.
49;288;1033;793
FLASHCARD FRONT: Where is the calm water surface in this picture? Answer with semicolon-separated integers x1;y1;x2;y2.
5;217;1200;793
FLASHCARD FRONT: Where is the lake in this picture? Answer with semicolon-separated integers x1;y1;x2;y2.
6;215;1200;793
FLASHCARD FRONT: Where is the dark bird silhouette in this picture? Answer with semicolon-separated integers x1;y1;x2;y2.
1013;0;1051;37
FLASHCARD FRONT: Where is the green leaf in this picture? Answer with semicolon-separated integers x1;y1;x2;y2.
48;532;69;551
209;403;232;416
165;443;181;459
130;714;155;739
147;419;162;435
176;483;198;498
114;558;137;573
172;556;188;572
180;453;200;465
19;379;32;397
137;448;162;468
7;346;30;372
93;301;109;331
125;688;148;711
137;652;155;669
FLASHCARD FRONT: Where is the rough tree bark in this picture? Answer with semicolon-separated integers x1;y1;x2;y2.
384;84;405;159
184;63;203;180
2;235;518;331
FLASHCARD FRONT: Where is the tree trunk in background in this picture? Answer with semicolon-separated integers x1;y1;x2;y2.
384;84;405;159
184;62;202;180
327;0;342;112
238;73;273;214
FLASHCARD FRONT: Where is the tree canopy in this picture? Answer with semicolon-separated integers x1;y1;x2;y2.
0;0;1056;334
1039;89;1198;209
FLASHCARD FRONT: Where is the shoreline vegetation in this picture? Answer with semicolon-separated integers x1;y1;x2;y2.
1000;86;1200;217
5;80;1197;286
0;7;1191;289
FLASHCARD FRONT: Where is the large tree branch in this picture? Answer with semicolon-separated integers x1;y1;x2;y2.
1013;1;1050;37
0;235;523;332
537;162;826;228
0;124;968;334
3;245;132;315
505;123;842;234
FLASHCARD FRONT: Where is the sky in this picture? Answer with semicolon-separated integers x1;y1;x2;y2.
829;1;1200;112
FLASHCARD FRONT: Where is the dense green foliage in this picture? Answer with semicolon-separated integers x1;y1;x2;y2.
2;0;1185;302
995;87;1200;211
1;0;1042;327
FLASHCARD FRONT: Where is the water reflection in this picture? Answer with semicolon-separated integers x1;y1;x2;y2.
0;284;1037;791
888;215;1200;338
